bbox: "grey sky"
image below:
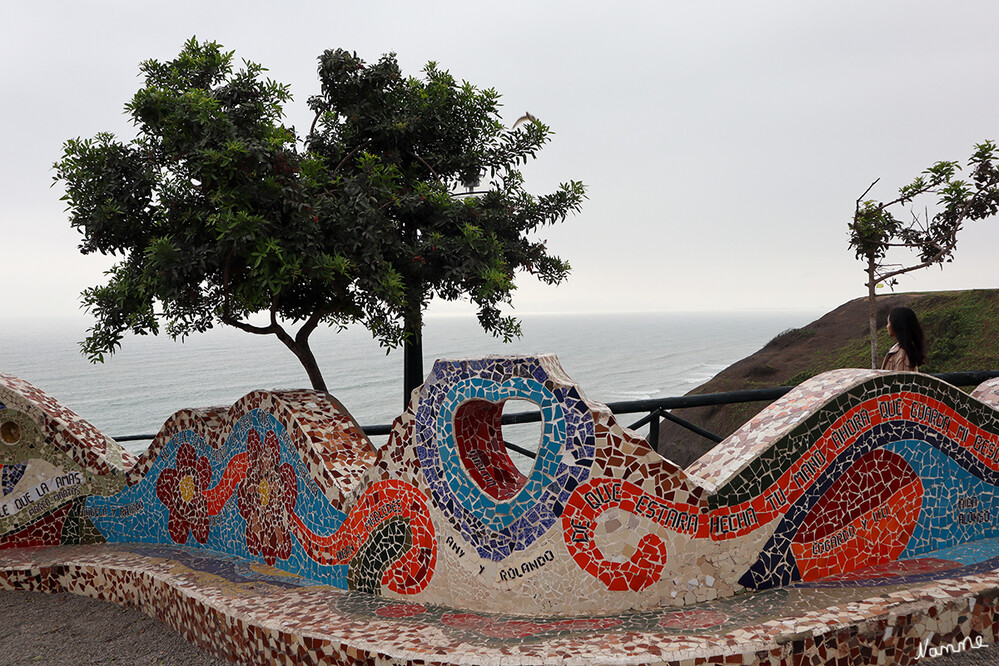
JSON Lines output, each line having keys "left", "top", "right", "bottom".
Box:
{"left": 3, "top": 0, "right": 998, "bottom": 321}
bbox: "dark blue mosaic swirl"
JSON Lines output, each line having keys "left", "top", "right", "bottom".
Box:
{"left": 739, "top": 418, "right": 999, "bottom": 591}
{"left": 415, "top": 358, "right": 594, "bottom": 561}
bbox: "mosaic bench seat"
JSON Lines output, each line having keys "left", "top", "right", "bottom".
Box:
{"left": 2, "top": 360, "right": 999, "bottom": 663}
{"left": 3, "top": 539, "right": 999, "bottom": 665}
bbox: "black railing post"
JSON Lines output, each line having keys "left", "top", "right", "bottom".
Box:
{"left": 648, "top": 408, "right": 660, "bottom": 447}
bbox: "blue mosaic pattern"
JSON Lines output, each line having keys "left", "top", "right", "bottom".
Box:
{"left": 414, "top": 357, "right": 594, "bottom": 561}
{"left": 1, "top": 464, "right": 26, "bottom": 497}
{"left": 886, "top": 440, "right": 999, "bottom": 557}
{"left": 85, "top": 409, "right": 352, "bottom": 588}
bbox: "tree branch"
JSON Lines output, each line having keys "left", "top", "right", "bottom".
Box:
{"left": 410, "top": 151, "right": 443, "bottom": 185}
{"left": 295, "top": 308, "right": 328, "bottom": 345}
{"left": 219, "top": 293, "right": 288, "bottom": 340}
{"left": 873, "top": 240, "right": 954, "bottom": 286}
{"left": 858, "top": 177, "right": 948, "bottom": 214}
{"left": 331, "top": 145, "right": 365, "bottom": 177}
{"left": 881, "top": 241, "right": 941, "bottom": 248}
{"left": 220, "top": 314, "right": 278, "bottom": 336}
{"left": 307, "top": 109, "right": 323, "bottom": 144}
{"left": 219, "top": 253, "right": 279, "bottom": 336}
{"left": 855, "top": 178, "right": 880, "bottom": 212}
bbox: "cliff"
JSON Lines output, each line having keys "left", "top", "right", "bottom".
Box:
{"left": 657, "top": 289, "right": 999, "bottom": 468}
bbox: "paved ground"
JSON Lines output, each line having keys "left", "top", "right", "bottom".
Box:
{"left": 0, "top": 590, "right": 223, "bottom": 665}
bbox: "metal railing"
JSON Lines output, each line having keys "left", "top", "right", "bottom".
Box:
{"left": 112, "top": 370, "right": 999, "bottom": 457}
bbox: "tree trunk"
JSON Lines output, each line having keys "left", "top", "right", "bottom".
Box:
{"left": 294, "top": 340, "right": 329, "bottom": 393}
{"left": 867, "top": 257, "right": 879, "bottom": 370}
{"left": 222, "top": 315, "right": 329, "bottom": 393}
{"left": 275, "top": 329, "right": 328, "bottom": 393}
{"left": 403, "top": 315, "right": 423, "bottom": 409}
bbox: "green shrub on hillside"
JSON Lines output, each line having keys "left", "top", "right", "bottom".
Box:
{"left": 785, "top": 291, "right": 999, "bottom": 384}
{"left": 765, "top": 327, "right": 815, "bottom": 350}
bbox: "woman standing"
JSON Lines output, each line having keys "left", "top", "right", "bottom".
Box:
{"left": 881, "top": 307, "right": 927, "bottom": 372}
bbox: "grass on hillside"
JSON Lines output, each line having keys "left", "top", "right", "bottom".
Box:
{"left": 669, "top": 290, "right": 999, "bottom": 452}
{"left": 776, "top": 290, "right": 999, "bottom": 386}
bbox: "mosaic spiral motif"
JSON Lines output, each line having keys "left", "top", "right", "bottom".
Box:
{"left": 413, "top": 358, "right": 594, "bottom": 560}
{"left": 3, "top": 362, "right": 999, "bottom": 617}
{"left": 734, "top": 381, "right": 999, "bottom": 590}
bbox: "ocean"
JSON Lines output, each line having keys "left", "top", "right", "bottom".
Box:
{"left": 0, "top": 311, "right": 819, "bottom": 457}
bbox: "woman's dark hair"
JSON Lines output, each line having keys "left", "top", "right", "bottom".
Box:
{"left": 889, "top": 307, "right": 926, "bottom": 367}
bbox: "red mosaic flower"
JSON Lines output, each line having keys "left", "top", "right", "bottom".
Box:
{"left": 237, "top": 428, "right": 298, "bottom": 565}
{"left": 155, "top": 441, "right": 211, "bottom": 545}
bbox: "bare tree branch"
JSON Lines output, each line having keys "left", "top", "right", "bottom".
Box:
{"left": 307, "top": 109, "right": 323, "bottom": 144}
{"left": 331, "top": 145, "right": 365, "bottom": 178}
{"left": 856, "top": 178, "right": 880, "bottom": 211}
{"left": 220, "top": 314, "right": 278, "bottom": 336}
{"left": 411, "top": 151, "right": 443, "bottom": 185}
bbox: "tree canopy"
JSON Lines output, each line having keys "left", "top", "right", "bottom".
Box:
{"left": 55, "top": 38, "right": 585, "bottom": 394}
{"left": 848, "top": 141, "right": 999, "bottom": 368}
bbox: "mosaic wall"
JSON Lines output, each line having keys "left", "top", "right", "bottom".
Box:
{"left": 2, "top": 360, "right": 999, "bottom": 620}
{"left": 88, "top": 389, "right": 435, "bottom": 594}
{"left": 0, "top": 374, "right": 128, "bottom": 548}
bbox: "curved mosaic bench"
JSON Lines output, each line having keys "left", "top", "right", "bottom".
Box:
{"left": 87, "top": 389, "right": 435, "bottom": 594}
{"left": 2, "top": 360, "right": 999, "bottom": 623}
{"left": 384, "top": 355, "right": 705, "bottom": 614}
{"left": 383, "top": 361, "right": 999, "bottom": 615}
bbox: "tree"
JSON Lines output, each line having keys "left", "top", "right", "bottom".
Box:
{"left": 304, "top": 48, "right": 585, "bottom": 403}
{"left": 55, "top": 39, "right": 585, "bottom": 398}
{"left": 848, "top": 141, "right": 999, "bottom": 369}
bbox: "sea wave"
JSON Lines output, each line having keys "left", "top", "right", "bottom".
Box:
{"left": 1, "top": 312, "right": 816, "bottom": 445}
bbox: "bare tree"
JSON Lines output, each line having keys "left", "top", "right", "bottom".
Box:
{"left": 849, "top": 141, "right": 999, "bottom": 368}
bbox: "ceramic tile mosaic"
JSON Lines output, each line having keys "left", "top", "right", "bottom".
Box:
{"left": 3, "top": 540, "right": 999, "bottom": 664}
{"left": 0, "top": 374, "right": 128, "bottom": 548}
{"left": 3, "top": 360, "right": 999, "bottom": 664}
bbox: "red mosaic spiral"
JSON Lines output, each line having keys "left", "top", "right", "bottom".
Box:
{"left": 292, "top": 478, "right": 437, "bottom": 594}
{"left": 561, "top": 477, "right": 699, "bottom": 592}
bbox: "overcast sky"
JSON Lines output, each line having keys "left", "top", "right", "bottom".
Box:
{"left": 4, "top": 0, "right": 999, "bottom": 322}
